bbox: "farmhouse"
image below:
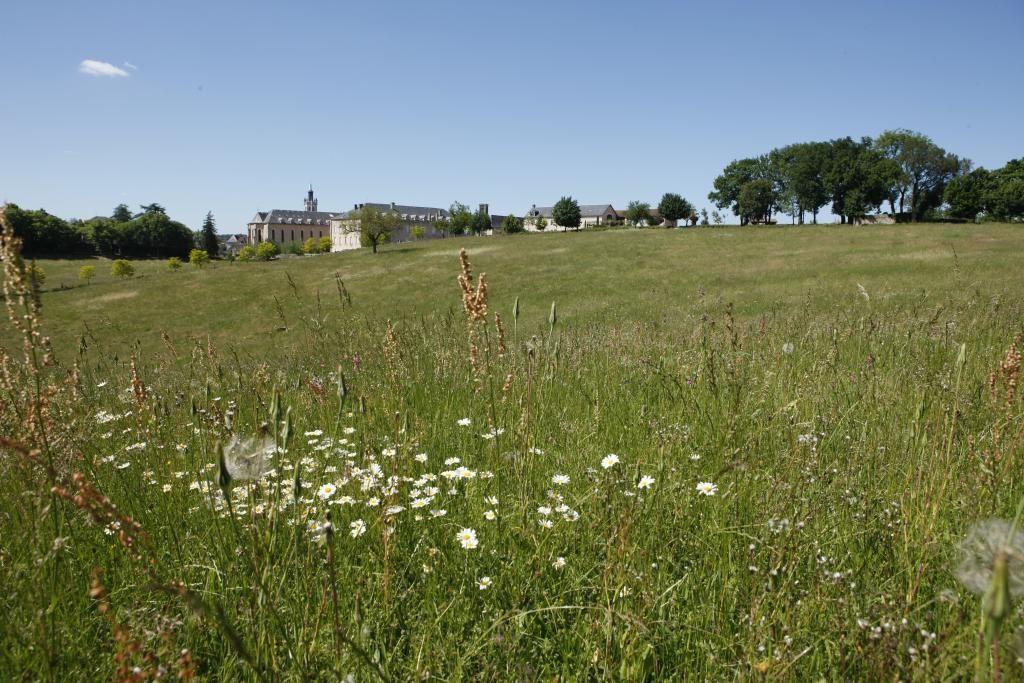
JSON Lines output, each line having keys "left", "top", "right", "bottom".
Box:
{"left": 247, "top": 187, "right": 341, "bottom": 248}
{"left": 523, "top": 203, "right": 621, "bottom": 231}
{"left": 330, "top": 202, "right": 451, "bottom": 252}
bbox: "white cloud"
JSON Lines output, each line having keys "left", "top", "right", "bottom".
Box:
{"left": 79, "top": 60, "right": 130, "bottom": 77}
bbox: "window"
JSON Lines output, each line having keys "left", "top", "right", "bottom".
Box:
{"left": 271, "top": 229, "right": 275, "bottom": 241}
{"left": 291, "top": 230, "right": 295, "bottom": 241}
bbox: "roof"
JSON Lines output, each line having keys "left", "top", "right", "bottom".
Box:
{"left": 339, "top": 203, "right": 450, "bottom": 221}
{"left": 248, "top": 209, "right": 341, "bottom": 226}
{"left": 524, "top": 204, "right": 618, "bottom": 219}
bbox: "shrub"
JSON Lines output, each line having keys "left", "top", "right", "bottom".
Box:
{"left": 302, "top": 237, "right": 319, "bottom": 255}
{"left": 319, "top": 236, "right": 332, "bottom": 253}
{"left": 167, "top": 257, "right": 183, "bottom": 271}
{"left": 237, "top": 245, "right": 255, "bottom": 261}
{"left": 255, "top": 242, "right": 279, "bottom": 261}
{"left": 78, "top": 265, "right": 96, "bottom": 283}
{"left": 26, "top": 264, "right": 46, "bottom": 287}
{"left": 410, "top": 226, "right": 425, "bottom": 240}
{"left": 282, "top": 241, "right": 303, "bottom": 255}
{"left": 188, "top": 249, "right": 210, "bottom": 268}
{"left": 111, "top": 259, "right": 134, "bottom": 279}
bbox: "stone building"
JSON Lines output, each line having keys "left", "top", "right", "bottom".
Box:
{"left": 247, "top": 187, "right": 340, "bottom": 248}
{"left": 330, "top": 202, "right": 451, "bottom": 251}
{"left": 522, "top": 203, "right": 621, "bottom": 231}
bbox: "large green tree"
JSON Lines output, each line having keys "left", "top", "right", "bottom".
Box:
{"left": 501, "top": 215, "right": 524, "bottom": 234}
{"left": 625, "top": 201, "right": 652, "bottom": 226}
{"left": 551, "top": 196, "right": 581, "bottom": 231}
{"left": 448, "top": 203, "right": 473, "bottom": 236}
{"left": 111, "top": 203, "right": 132, "bottom": 223}
{"left": 709, "top": 158, "right": 765, "bottom": 224}
{"left": 2, "top": 204, "right": 93, "bottom": 256}
{"left": 351, "top": 205, "right": 399, "bottom": 253}
{"left": 471, "top": 209, "right": 491, "bottom": 235}
{"left": 876, "top": 129, "right": 966, "bottom": 221}
{"left": 737, "top": 180, "right": 775, "bottom": 224}
{"left": 944, "top": 169, "right": 993, "bottom": 221}
{"left": 657, "top": 193, "right": 693, "bottom": 227}
{"left": 200, "top": 211, "right": 219, "bottom": 256}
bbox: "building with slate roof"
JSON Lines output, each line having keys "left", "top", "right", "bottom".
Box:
{"left": 330, "top": 202, "right": 452, "bottom": 251}
{"left": 247, "top": 187, "right": 341, "bottom": 248}
{"left": 523, "top": 203, "right": 622, "bottom": 231}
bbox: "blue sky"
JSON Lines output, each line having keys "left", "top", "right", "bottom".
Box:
{"left": 1, "top": 0, "right": 1021, "bottom": 230}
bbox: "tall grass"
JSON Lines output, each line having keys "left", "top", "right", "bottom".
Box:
{"left": 1, "top": 207, "right": 1023, "bottom": 680}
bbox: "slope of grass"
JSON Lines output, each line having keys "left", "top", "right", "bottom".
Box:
{"left": 21, "top": 222, "right": 1024, "bottom": 359}
{"left": 2, "top": 222, "right": 1024, "bottom": 680}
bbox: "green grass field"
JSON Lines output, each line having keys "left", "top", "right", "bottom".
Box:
{"left": 3, "top": 223, "right": 1024, "bottom": 681}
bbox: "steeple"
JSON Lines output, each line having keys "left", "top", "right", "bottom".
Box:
{"left": 304, "top": 185, "right": 318, "bottom": 212}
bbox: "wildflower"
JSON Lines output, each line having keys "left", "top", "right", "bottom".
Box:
{"left": 430, "top": 509, "right": 447, "bottom": 518}
{"left": 537, "top": 506, "right": 552, "bottom": 516}
{"left": 457, "top": 418, "right": 471, "bottom": 427}
{"left": 444, "top": 457, "right": 461, "bottom": 465}
{"left": 637, "top": 475, "right": 655, "bottom": 489}
{"left": 385, "top": 506, "right": 405, "bottom": 516}
{"left": 528, "top": 447, "right": 545, "bottom": 456}
{"left": 538, "top": 519, "right": 554, "bottom": 529}
{"left": 162, "top": 484, "right": 172, "bottom": 493}
{"left": 481, "top": 428, "right": 505, "bottom": 440}
{"left": 552, "top": 556, "right": 566, "bottom": 569}
{"left": 343, "top": 427, "right": 356, "bottom": 435}
{"left": 349, "top": 519, "right": 367, "bottom": 538}
{"left": 411, "top": 497, "right": 431, "bottom": 509}
{"left": 477, "top": 576, "right": 492, "bottom": 590}
{"left": 483, "top": 509, "right": 497, "bottom": 520}
{"left": 485, "top": 495, "right": 499, "bottom": 506}
{"left": 304, "top": 429, "right": 323, "bottom": 437}
{"left": 414, "top": 453, "right": 428, "bottom": 463}
{"left": 318, "top": 483, "right": 337, "bottom": 500}
{"left": 552, "top": 474, "right": 570, "bottom": 485}
{"left": 696, "top": 481, "right": 718, "bottom": 496}
{"left": 458, "top": 528, "right": 478, "bottom": 550}
{"left": 601, "top": 454, "right": 620, "bottom": 469}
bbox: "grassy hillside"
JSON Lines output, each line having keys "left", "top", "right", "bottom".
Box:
{"left": 3, "top": 222, "right": 1024, "bottom": 680}
{"left": 23, "top": 222, "right": 1024, "bottom": 358}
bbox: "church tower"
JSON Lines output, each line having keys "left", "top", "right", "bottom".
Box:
{"left": 304, "top": 185, "right": 318, "bottom": 212}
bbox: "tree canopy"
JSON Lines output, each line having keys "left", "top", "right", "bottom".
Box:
{"left": 625, "top": 201, "right": 652, "bottom": 226}
{"left": 551, "top": 196, "right": 581, "bottom": 230}
{"left": 657, "top": 193, "right": 694, "bottom": 226}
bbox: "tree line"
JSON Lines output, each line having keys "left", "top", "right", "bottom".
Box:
{"left": 707, "top": 129, "right": 1021, "bottom": 225}
{"left": 3, "top": 203, "right": 214, "bottom": 258}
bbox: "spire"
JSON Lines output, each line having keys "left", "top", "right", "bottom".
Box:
{"left": 304, "top": 185, "right": 317, "bottom": 212}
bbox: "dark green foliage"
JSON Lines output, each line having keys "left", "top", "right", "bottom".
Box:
{"left": 944, "top": 169, "right": 993, "bottom": 221}
{"left": 201, "top": 212, "right": 219, "bottom": 257}
{"left": 625, "top": 201, "right": 652, "bottom": 226}
{"left": 2, "top": 204, "right": 93, "bottom": 256}
{"left": 501, "top": 215, "right": 524, "bottom": 234}
{"left": 448, "top": 203, "right": 473, "bottom": 236}
{"left": 876, "top": 129, "right": 966, "bottom": 222}
{"left": 738, "top": 179, "right": 775, "bottom": 224}
{"left": 552, "top": 196, "right": 581, "bottom": 230}
{"left": 472, "top": 210, "right": 491, "bottom": 235}
{"left": 658, "top": 193, "right": 694, "bottom": 226}
{"left": 945, "top": 159, "right": 1024, "bottom": 222}
{"left": 111, "top": 204, "right": 132, "bottom": 223}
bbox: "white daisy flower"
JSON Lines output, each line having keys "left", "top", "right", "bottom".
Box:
{"left": 318, "top": 483, "right": 337, "bottom": 500}
{"left": 477, "top": 576, "right": 492, "bottom": 590}
{"left": 457, "top": 418, "right": 472, "bottom": 427}
{"left": 552, "top": 556, "right": 566, "bottom": 569}
{"left": 637, "top": 475, "right": 655, "bottom": 489}
{"left": 696, "top": 481, "right": 718, "bottom": 496}
{"left": 350, "top": 519, "right": 367, "bottom": 538}
{"left": 601, "top": 454, "right": 620, "bottom": 469}
{"left": 552, "top": 474, "right": 570, "bottom": 485}
{"left": 458, "top": 528, "right": 478, "bottom": 550}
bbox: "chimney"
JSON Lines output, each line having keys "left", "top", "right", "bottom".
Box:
{"left": 353, "top": 203, "right": 358, "bottom": 210}
{"left": 479, "top": 203, "right": 489, "bottom": 216}
{"left": 390, "top": 202, "right": 396, "bottom": 211}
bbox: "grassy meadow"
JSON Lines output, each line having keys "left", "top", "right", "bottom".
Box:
{"left": 2, "top": 222, "right": 1024, "bottom": 680}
